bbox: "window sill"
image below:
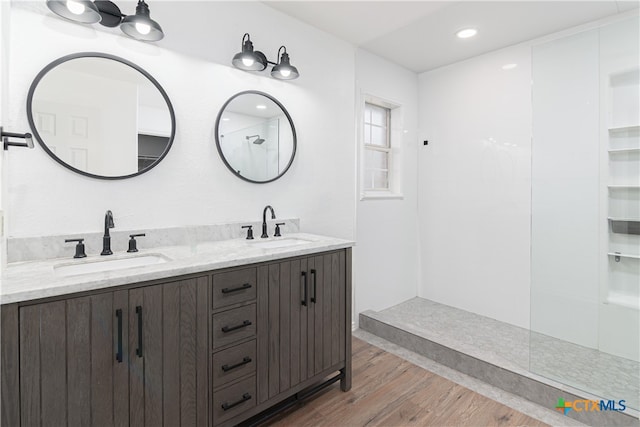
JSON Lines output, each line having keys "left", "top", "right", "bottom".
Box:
{"left": 360, "top": 192, "right": 404, "bottom": 201}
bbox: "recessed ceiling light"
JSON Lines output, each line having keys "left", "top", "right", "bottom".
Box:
{"left": 502, "top": 63, "right": 518, "bottom": 70}
{"left": 256, "top": 105, "right": 267, "bottom": 110}
{"left": 456, "top": 28, "right": 478, "bottom": 39}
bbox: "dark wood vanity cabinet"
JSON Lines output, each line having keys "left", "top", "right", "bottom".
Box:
{"left": 1, "top": 248, "right": 351, "bottom": 427}
{"left": 2, "top": 277, "right": 209, "bottom": 427}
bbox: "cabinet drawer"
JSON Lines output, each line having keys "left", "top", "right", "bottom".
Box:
{"left": 212, "top": 304, "right": 256, "bottom": 349}
{"left": 212, "top": 268, "right": 257, "bottom": 309}
{"left": 213, "top": 376, "right": 256, "bottom": 425}
{"left": 213, "top": 340, "right": 257, "bottom": 388}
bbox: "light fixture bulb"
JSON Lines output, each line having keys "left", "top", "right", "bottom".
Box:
{"left": 242, "top": 57, "right": 255, "bottom": 67}
{"left": 279, "top": 68, "right": 291, "bottom": 78}
{"left": 66, "top": 0, "right": 85, "bottom": 15}
{"left": 135, "top": 21, "right": 151, "bottom": 35}
{"left": 456, "top": 28, "right": 478, "bottom": 39}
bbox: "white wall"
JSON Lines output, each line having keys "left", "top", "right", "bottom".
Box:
{"left": 418, "top": 45, "right": 532, "bottom": 329}
{"left": 354, "top": 49, "right": 420, "bottom": 325}
{"left": 0, "top": 0, "right": 8, "bottom": 269}
{"left": 4, "top": 6, "right": 355, "bottom": 245}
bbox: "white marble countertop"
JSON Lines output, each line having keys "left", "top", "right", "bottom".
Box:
{"left": 0, "top": 233, "right": 354, "bottom": 305}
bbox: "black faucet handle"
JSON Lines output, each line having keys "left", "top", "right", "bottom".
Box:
{"left": 127, "top": 233, "right": 146, "bottom": 253}
{"left": 241, "top": 225, "right": 254, "bottom": 240}
{"left": 274, "top": 223, "right": 285, "bottom": 237}
{"left": 65, "top": 238, "right": 87, "bottom": 259}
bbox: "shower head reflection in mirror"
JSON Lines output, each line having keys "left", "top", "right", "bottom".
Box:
{"left": 215, "top": 91, "right": 296, "bottom": 184}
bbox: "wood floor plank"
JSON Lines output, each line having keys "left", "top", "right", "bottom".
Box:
{"left": 268, "top": 337, "right": 548, "bottom": 427}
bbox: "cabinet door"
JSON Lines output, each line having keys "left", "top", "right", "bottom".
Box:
{"left": 128, "top": 277, "right": 209, "bottom": 427}
{"left": 313, "top": 251, "right": 347, "bottom": 372}
{"left": 257, "top": 251, "right": 347, "bottom": 404}
{"left": 19, "top": 291, "right": 129, "bottom": 427}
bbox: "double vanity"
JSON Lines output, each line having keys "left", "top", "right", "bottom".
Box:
{"left": 1, "top": 225, "right": 353, "bottom": 426}
{"left": 1, "top": 45, "right": 346, "bottom": 427}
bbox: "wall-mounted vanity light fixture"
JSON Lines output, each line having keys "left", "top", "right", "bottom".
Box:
{"left": 232, "top": 33, "right": 299, "bottom": 80}
{"left": 45, "top": 0, "right": 164, "bottom": 41}
{"left": 1, "top": 127, "right": 35, "bottom": 151}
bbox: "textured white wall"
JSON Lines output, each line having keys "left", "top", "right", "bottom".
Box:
{"left": 354, "top": 49, "right": 420, "bottom": 324}
{"left": 4, "top": 6, "right": 355, "bottom": 244}
{"left": 418, "top": 44, "right": 532, "bottom": 329}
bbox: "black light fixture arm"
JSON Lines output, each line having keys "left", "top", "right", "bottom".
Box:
{"left": 265, "top": 47, "right": 288, "bottom": 66}
{"left": 1, "top": 126, "right": 34, "bottom": 151}
{"left": 242, "top": 32, "right": 251, "bottom": 48}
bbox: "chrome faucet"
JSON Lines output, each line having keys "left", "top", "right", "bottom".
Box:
{"left": 261, "top": 205, "right": 276, "bottom": 238}
{"left": 101, "top": 210, "right": 115, "bottom": 255}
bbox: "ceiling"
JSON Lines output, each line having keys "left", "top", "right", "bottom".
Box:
{"left": 13, "top": 1, "right": 638, "bottom": 74}
{"left": 265, "top": 1, "right": 639, "bottom": 72}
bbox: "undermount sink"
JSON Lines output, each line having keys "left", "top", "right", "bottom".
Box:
{"left": 248, "top": 237, "right": 312, "bottom": 249}
{"left": 54, "top": 254, "right": 170, "bottom": 277}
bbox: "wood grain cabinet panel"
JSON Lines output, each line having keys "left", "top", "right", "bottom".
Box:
{"left": 13, "top": 276, "right": 208, "bottom": 427}
{"left": 212, "top": 268, "right": 257, "bottom": 309}
{"left": 256, "top": 250, "right": 348, "bottom": 405}
{"left": 212, "top": 304, "right": 257, "bottom": 350}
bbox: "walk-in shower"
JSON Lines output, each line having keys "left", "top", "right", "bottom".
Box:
{"left": 531, "top": 15, "right": 639, "bottom": 411}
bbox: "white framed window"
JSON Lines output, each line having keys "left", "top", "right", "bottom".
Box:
{"left": 363, "top": 102, "right": 391, "bottom": 191}
{"left": 360, "top": 96, "right": 403, "bottom": 200}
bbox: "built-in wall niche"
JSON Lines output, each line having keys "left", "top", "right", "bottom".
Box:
{"left": 605, "top": 65, "right": 639, "bottom": 313}
{"left": 608, "top": 69, "right": 640, "bottom": 130}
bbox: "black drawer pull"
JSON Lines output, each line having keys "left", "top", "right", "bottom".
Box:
{"left": 221, "top": 320, "right": 252, "bottom": 333}
{"left": 115, "top": 309, "right": 123, "bottom": 363}
{"left": 221, "top": 393, "right": 251, "bottom": 411}
{"left": 221, "top": 283, "right": 252, "bottom": 294}
{"left": 221, "top": 356, "right": 252, "bottom": 372}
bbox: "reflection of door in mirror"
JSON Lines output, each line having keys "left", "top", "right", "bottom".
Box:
{"left": 32, "top": 65, "right": 138, "bottom": 175}
{"left": 28, "top": 55, "right": 175, "bottom": 179}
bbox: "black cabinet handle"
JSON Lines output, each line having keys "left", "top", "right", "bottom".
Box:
{"left": 135, "top": 306, "right": 143, "bottom": 358}
{"left": 301, "top": 271, "right": 308, "bottom": 306}
{"left": 221, "top": 283, "right": 252, "bottom": 294}
{"left": 221, "top": 320, "right": 252, "bottom": 333}
{"left": 221, "top": 393, "right": 251, "bottom": 411}
{"left": 221, "top": 356, "right": 252, "bottom": 372}
{"left": 115, "top": 309, "right": 123, "bottom": 363}
{"left": 310, "top": 269, "right": 317, "bottom": 303}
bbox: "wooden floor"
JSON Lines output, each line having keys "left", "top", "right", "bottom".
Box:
{"left": 267, "top": 337, "right": 548, "bottom": 427}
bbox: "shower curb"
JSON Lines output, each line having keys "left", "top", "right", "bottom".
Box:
{"left": 359, "top": 311, "right": 639, "bottom": 427}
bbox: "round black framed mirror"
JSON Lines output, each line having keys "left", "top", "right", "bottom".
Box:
{"left": 215, "top": 91, "right": 296, "bottom": 184}
{"left": 27, "top": 52, "right": 176, "bottom": 180}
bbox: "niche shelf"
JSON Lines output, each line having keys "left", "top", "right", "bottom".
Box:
{"left": 608, "top": 148, "right": 640, "bottom": 153}
{"left": 603, "top": 67, "right": 640, "bottom": 319}
{"left": 608, "top": 124, "right": 640, "bottom": 132}
{"left": 609, "top": 218, "right": 640, "bottom": 235}
{"left": 608, "top": 252, "right": 640, "bottom": 260}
